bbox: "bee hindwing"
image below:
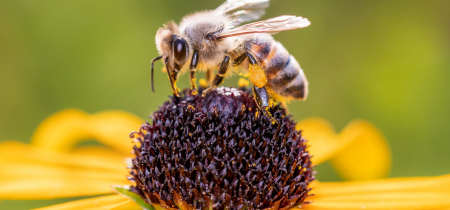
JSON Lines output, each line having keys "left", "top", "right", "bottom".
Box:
{"left": 217, "top": 15, "right": 310, "bottom": 38}
{"left": 215, "top": 0, "right": 270, "bottom": 26}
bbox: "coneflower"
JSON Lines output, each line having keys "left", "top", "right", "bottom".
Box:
{"left": 129, "top": 87, "right": 314, "bottom": 210}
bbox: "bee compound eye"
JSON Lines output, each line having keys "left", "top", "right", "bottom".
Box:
{"left": 173, "top": 38, "right": 188, "bottom": 63}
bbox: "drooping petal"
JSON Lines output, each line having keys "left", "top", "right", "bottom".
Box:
{"left": 30, "top": 109, "right": 143, "bottom": 155}
{"left": 297, "top": 118, "right": 391, "bottom": 180}
{"left": 33, "top": 194, "right": 128, "bottom": 210}
{"left": 30, "top": 109, "right": 92, "bottom": 151}
{"left": 301, "top": 174, "right": 450, "bottom": 210}
{"left": 0, "top": 141, "right": 126, "bottom": 172}
{"left": 90, "top": 111, "right": 144, "bottom": 155}
{"left": 296, "top": 118, "right": 352, "bottom": 165}
{"left": 330, "top": 120, "right": 391, "bottom": 180}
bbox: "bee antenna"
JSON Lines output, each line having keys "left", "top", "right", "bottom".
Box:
{"left": 150, "top": 55, "right": 163, "bottom": 93}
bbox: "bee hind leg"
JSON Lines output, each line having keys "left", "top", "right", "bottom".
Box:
{"left": 202, "top": 56, "right": 230, "bottom": 96}
{"left": 253, "top": 85, "right": 275, "bottom": 123}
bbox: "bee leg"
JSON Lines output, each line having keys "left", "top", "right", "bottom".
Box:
{"left": 165, "top": 58, "right": 180, "bottom": 97}
{"left": 246, "top": 52, "right": 268, "bottom": 89}
{"left": 202, "top": 56, "right": 230, "bottom": 96}
{"left": 189, "top": 69, "right": 197, "bottom": 95}
{"left": 206, "top": 68, "right": 212, "bottom": 86}
{"left": 189, "top": 50, "right": 199, "bottom": 95}
{"left": 150, "top": 55, "right": 163, "bottom": 93}
{"left": 253, "top": 85, "right": 275, "bottom": 123}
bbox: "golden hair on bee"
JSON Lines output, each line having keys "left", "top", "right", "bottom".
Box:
{"left": 155, "top": 21, "right": 179, "bottom": 58}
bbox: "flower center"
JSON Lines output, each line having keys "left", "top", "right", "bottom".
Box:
{"left": 130, "top": 87, "right": 314, "bottom": 210}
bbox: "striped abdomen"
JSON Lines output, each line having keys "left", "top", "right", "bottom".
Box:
{"left": 250, "top": 38, "right": 308, "bottom": 100}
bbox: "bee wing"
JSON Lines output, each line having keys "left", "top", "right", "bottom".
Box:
{"left": 216, "top": 15, "right": 310, "bottom": 38}
{"left": 215, "top": 0, "right": 270, "bottom": 26}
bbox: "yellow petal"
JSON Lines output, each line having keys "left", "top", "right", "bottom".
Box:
{"left": 90, "top": 110, "right": 144, "bottom": 155}
{"left": 330, "top": 120, "right": 391, "bottom": 180}
{"left": 112, "top": 200, "right": 166, "bottom": 210}
{"left": 30, "top": 109, "right": 143, "bottom": 155}
{"left": 0, "top": 177, "right": 124, "bottom": 199}
{"left": 70, "top": 146, "right": 129, "bottom": 165}
{"left": 302, "top": 174, "right": 450, "bottom": 210}
{"left": 297, "top": 118, "right": 391, "bottom": 180}
{"left": 33, "top": 194, "right": 128, "bottom": 210}
{"left": 110, "top": 200, "right": 143, "bottom": 210}
{"left": 30, "top": 109, "right": 92, "bottom": 151}
{"left": 0, "top": 141, "right": 126, "bottom": 173}
{"left": 296, "top": 118, "right": 353, "bottom": 165}
{"left": 0, "top": 162, "right": 128, "bottom": 181}
{"left": 0, "top": 141, "right": 130, "bottom": 199}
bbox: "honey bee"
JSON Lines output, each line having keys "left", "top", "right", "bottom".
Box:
{"left": 151, "top": 0, "right": 310, "bottom": 117}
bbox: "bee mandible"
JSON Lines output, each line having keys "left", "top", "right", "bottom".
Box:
{"left": 151, "top": 0, "right": 310, "bottom": 118}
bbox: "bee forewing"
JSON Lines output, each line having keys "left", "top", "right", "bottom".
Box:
{"left": 215, "top": 0, "right": 270, "bottom": 26}
{"left": 217, "top": 15, "right": 311, "bottom": 38}
{"left": 228, "top": 9, "right": 266, "bottom": 26}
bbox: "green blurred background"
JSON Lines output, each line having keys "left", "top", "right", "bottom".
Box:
{"left": 1, "top": 0, "right": 449, "bottom": 209}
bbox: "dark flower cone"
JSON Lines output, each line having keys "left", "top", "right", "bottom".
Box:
{"left": 129, "top": 87, "right": 314, "bottom": 210}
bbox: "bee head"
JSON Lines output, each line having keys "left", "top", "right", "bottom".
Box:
{"left": 154, "top": 22, "right": 190, "bottom": 96}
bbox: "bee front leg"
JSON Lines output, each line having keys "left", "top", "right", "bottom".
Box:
{"left": 253, "top": 85, "right": 275, "bottom": 123}
{"left": 202, "top": 56, "right": 230, "bottom": 96}
{"left": 189, "top": 50, "right": 199, "bottom": 95}
{"left": 165, "top": 58, "right": 180, "bottom": 97}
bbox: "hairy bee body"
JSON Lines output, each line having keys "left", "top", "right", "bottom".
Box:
{"left": 151, "top": 0, "right": 310, "bottom": 116}
{"left": 167, "top": 11, "right": 308, "bottom": 100}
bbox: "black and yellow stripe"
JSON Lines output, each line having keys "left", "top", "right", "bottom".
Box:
{"left": 249, "top": 39, "right": 308, "bottom": 100}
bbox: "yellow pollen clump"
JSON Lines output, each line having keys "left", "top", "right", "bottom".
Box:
{"left": 190, "top": 78, "right": 198, "bottom": 95}
{"left": 238, "top": 78, "right": 250, "bottom": 87}
{"left": 191, "top": 78, "right": 197, "bottom": 86}
{"left": 265, "top": 107, "right": 276, "bottom": 124}
{"left": 199, "top": 79, "right": 208, "bottom": 88}
{"left": 248, "top": 64, "right": 267, "bottom": 88}
{"left": 268, "top": 98, "right": 277, "bottom": 107}
{"left": 173, "top": 78, "right": 180, "bottom": 91}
